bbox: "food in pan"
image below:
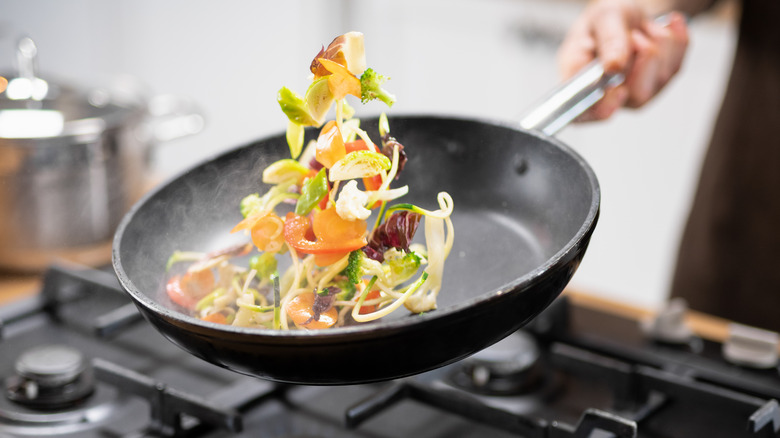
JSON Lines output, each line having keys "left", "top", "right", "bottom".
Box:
{"left": 166, "top": 32, "right": 454, "bottom": 330}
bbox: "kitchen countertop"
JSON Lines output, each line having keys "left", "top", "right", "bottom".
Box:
{"left": 0, "top": 273, "right": 39, "bottom": 305}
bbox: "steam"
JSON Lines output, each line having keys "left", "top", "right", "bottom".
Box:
{"left": 119, "top": 133, "right": 292, "bottom": 300}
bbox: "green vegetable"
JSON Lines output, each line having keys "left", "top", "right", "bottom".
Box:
{"left": 239, "top": 303, "right": 274, "bottom": 313}
{"left": 384, "top": 248, "right": 422, "bottom": 285}
{"left": 378, "top": 112, "right": 390, "bottom": 137}
{"left": 195, "top": 288, "right": 225, "bottom": 311}
{"left": 239, "top": 180, "right": 300, "bottom": 218}
{"left": 360, "top": 68, "right": 395, "bottom": 107}
{"left": 286, "top": 120, "right": 305, "bottom": 159}
{"left": 334, "top": 279, "right": 357, "bottom": 301}
{"left": 355, "top": 275, "right": 379, "bottom": 309}
{"left": 262, "top": 159, "right": 309, "bottom": 184}
{"left": 304, "top": 77, "right": 334, "bottom": 125}
{"left": 239, "top": 193, "right": 263, "bottom": 218}
{"left": 329, "top": 150, "right": 391, "bottom": 181}
{"left": 272, "top": 271, "right": 281, "bottom": 330}
{"left": 342, "top": 100, "right": 356, "bottom": 120}
{"left": 250, "top": 253, "right": 278, "bottom": 281}
{"left": 342, "top": 250, "right": 363, "bottom": 285}
{"left": 295, "top": 168, "right": 329, "bottom": 215}
{"left": 277, "top": 86, "right": 318, "bottom": 126}
{"left": 383, "top": 203, "right": 425, "bottom": 220}
{"left": 165, "top": 250, "right": 204, "bottom": 271}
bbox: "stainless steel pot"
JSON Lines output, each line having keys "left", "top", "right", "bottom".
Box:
{"left": 0, "top": 37, "right": 203, "bottom": 271}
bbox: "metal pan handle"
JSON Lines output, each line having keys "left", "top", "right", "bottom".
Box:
{"left": 518, "top": 60, "right": 623, "bottom": 136}
{"left": 520, "top": 14, "right": 675, "bottom": 136}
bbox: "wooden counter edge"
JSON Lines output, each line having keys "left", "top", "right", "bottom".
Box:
{"left": 564, "top": 287, "right": 732, "bottom": 344}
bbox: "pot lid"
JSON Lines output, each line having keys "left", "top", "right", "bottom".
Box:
{"left": 0, "top": 36, "right": 137, "bottom": 139}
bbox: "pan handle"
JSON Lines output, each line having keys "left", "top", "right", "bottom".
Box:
{"left": 520, "top": 14, "right": 676, "bottom": 137}
{"left": 518, "top": 60, "right": 623, "bottom": 137}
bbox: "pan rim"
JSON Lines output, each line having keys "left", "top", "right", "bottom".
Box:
{"left": 112, "top": 113, "right": 600, "bottom": 342}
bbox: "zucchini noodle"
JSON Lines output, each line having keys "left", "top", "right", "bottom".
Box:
{"left": 352, "top": 273, "right": 428, "bottom": 322}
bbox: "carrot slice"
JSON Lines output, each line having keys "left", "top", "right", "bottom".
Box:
{"left": 314, "top": 251, "right": 349, "bottom": 267}
{"left": 202, "top": 312, "right": 227, "bottom": 324}
{"left": 286, "top": 292, "right": 338, "bottom": 329}
{"left": 359, "top": 289, "right": 381, "bottom": 314}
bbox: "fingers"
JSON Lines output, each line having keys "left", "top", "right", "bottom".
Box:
{"left": 624, "top": 12, "right": 689, "bottom": 107}
{"left": 557, "top": 18, "right": 597, "bottom": 79}
{"left": 652, "top": 12, "right": 689, "bottom": 83}
{"left": 557, "top": 0, "right": 644, "bottom": 121}
{"left": 625, "top": 28, "right": 660, "bottom": 106}
{"left": 556, "top": 1, "right": 690, "bottom": 122}
{"left": 591, "top": 4, "right": 637, "bottom": 73}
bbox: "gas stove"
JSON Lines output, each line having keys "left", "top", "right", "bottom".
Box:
{"left": 1, "top": 265, "right": 779, "bottom": 437}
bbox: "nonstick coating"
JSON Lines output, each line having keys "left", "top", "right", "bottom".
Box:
{"left": 113, "top": 115, "right": 600, "bottom": 384}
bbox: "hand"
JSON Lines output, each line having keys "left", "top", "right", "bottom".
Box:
{"left": 557, "top": 0, "right": 689, "bottom": 121}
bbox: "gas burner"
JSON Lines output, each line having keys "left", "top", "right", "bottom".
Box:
{"left": 0, "top": 345, "right": 128, "bottom": 436}
{"left": 5, "top": 345, "right": 94, "bottom": 410}
{"left": 0, "top": 384, "right": 125, "bottom": 437}
{"left": 449, "top": 330, "right": 544, "bottom": 395}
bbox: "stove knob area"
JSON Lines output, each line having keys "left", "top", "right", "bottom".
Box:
{"left": 722, "top": 323, "right": 780, "bottom": 369}
{"left": 640, "top": 297, "right": 694, "bottom": 344}
{"left": 5, "top": 344, "right": 95, "bottom": 409}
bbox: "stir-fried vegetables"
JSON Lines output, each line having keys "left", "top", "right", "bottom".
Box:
{"left": 165, "top": 32, "right": 454, "bottom": 330}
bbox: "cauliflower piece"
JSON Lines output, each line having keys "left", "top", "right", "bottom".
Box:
{"left": 336, "top": 180, "right": 371, "bottom": 221}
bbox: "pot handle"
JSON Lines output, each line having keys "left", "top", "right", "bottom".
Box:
{"left": 518, "top": 60, "right": 623, "bottom": 137}
{"left": 147, "top": 94, "right": 205, "bottom": 143}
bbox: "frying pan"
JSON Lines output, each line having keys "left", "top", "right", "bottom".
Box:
{"left": 113, "top": 61, "right": 614, "bottom": 385}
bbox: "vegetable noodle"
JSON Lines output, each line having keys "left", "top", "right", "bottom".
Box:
{"left": 165, "top": 32, "right": 454, "bottom": 330}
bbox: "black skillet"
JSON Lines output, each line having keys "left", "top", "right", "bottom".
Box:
{"left": 113, "top": 61, "right": 614, "bottom": 385}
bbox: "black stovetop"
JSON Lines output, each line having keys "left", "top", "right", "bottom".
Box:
{"left": 1, "top": 265, "right": 779, "bottom": 438}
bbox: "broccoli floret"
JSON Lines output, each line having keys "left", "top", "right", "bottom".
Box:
{"left": 340, "top": 249, "right": 387, "bottom": 288}
{"left": 334, "top": 279, "right": 357, "bottom": 301}
{"left": 360, "top": 68, "right": 396, "bottom": 107}
{"left": 342, "top": 250, "right": 363, "bottom": 285}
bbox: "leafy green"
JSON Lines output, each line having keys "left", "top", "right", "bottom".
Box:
{"left": 286, "top": 120, "right": 305, "bottom": 159}
{"left": 277, "top": 86, "right": 318, "bottom": 126}
{"left": 262, "top": 159, "right": 308, "bottom": 184}
{"left": 295, "top": 168, "right": 329, "bottom": 215}
{"left": 329, "top": 150, "right": 391, "bottom": 181}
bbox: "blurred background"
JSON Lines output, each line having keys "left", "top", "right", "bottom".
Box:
{"left": 0, "top": 0, "right": 737, "bottom": 310}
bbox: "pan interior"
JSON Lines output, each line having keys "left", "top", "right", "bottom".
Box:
{"left": 115, "top": 116, "right": 596, "bottom": 325}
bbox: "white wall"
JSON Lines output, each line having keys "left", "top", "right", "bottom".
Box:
{"left": 0, "top": 0, "right": 737, "bottom": 310}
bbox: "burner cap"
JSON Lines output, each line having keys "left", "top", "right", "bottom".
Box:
{"left": 450, "top": 330, "right": 542, "bottom": 395}
{"left": 5, "top": 344, "right": 95, "bottom": 409}
{"left": 15, "top": 345, "right": 86, "bottom": 387}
